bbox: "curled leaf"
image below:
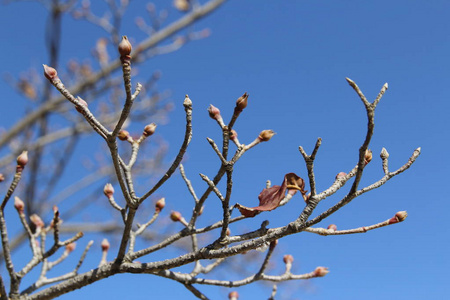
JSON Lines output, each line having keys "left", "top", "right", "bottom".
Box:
{"left": 236, "top": 173, "right": 306, "bottom": 217}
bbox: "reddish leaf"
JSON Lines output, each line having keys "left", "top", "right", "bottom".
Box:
{"left": 235, "top": 173, "right": 306, "bottom": 217}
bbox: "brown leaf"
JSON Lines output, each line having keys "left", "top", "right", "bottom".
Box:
{"left": 236, "top": 173, "right": 306, "bottom": 217}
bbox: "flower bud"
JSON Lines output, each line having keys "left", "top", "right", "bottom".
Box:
{"left": 364, "top": 149, "right": 373, "bottom": 165}
{"left": 174, "top": 0, "right": 190, "bottom": 11}
{"left": 389, "top": 211, "right": 408, "bottom": 224}
{"left": 183, "top": 94, "right": 192, "bottom": 107}
{"left": 380, "top": 147, "right": 389, "bottom": 159}
{"left": 226, "top": 228, "right": 231, "bottom": 236}
{"left": 30, "top": 214, "right": 44, "bottom": 229}
{"left": 14, "top": 196, "right": 25, "bottom": 213}
{"left": 118, "top": 36, "right": 132, "bottom": 56}
{"left": 103, "top": 183, "right": 114, "bottom": 199}
{"left": 313, "top": 266, "right": 329, "bottom": 277}
{"left": 101, "top": 238, "right": 110, "bottom": 251}
{"left": 235, "top": 92, "right": 249, "bottom": 112}
{"left": 118, "top": 130, "right": 130, "bottom": 141}
{"left": 43, "top": 64, "right": 59, "bottom": 82}
{"left": 198, "top": 205, "right": 204, "bottom": 216}
{"left": 269, "top": 239, "right": 278, "bottom": 251}
{"left": 17, "top": 151, "right": 29, "bottom": 167}
{"left": 228, "top": 291, "right": 239, "bottom": 300}
{"left": 170, "top": 211, "right": 182, "bottom": 222}
{"left": 0, "top": 174, "right": 4, "bottom": 182}
{"left": 143, "top": 123, "right": 157, "bottom": 137}
{"left": 283, "top": 254, "right": 294, "bottom": 264}
{"left": 208, "top": 104, "right": 221, "bottom": 121}
{"left": 258, "top": 130, "right": 275, "bottom": 142}
{"left": 155, "top": 197, "right": 166, "bottom": 212}
{"left": 327, "top": 224, "right": 337, "bottom": 231}
{"left": 65, "top": 242, "right": 76, "bottom": 253}
{"left": 335, "top": 172, "right": 347, "bottom": 179}
{"left": 230, "top": 129, "right": 238, "bottom": 141}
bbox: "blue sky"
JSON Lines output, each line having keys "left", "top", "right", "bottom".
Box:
{"left": 0, "top": 1, "right": 449, "bottom": 299}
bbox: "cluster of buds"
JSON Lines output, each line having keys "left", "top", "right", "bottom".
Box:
{"left": 235, "top": 92, "right": 249, "bottom": 113}
{"left": 155, "top": 197, "right": 166, "bottom": 213}
{"left": 388, "top": 211, "right": 408, "bottom": 224}
{"left": 313, "top": 266, "right": 329, "bottom": 277}
{"left": 16, "top": 151, "right": 28, "bottom": 172}
{"left": 258, "top": 130, "right": 276, "bottom": 142}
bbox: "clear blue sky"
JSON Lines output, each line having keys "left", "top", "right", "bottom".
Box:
{"left": 0, "top": 1, "right": 448, "bottom": 299}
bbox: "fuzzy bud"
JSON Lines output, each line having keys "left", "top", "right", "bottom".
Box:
{"left": 103, "top": 183, "right": 114, "bottom": 199}
{"left": 118, "top": 130, "right": 130, "bottom": 141}
{"left": 101, "top": 238, "right": 110, "bottom": 252}
{"left": 17, "top": 151, "right": 29, "bottom": 168}
{"left": 43, "top": 64, "right": 59, "bottom": 82}
{"left": 14, "top": 196, "right": 25, "bottom": 213}
{"left": 283, "top": 254, "right": 294, "bottom": 264}
{"left": 364, "top": 149, "right": 373, "bottom": 165}
{"left": 170, "top": 211, "right": 182, "bottom": 222}
{"left": 313, "top": 266, "right": 329, "bottom": 277}
{"left": 389, "top": 211, "right": 408, "bottom": 224}
{"left": 208, "top": 104, "right": 221, "bottom": 121}
{"left": 258, "top": 130, "right": 276, "bottom": 142}
{"left": 380, "top": 147, "right": 389, "bottom": 159}
{"left": 228, "top": 291, "right": 239, "bottom": 300}
{"left": 235, "top": 92, "right": 249, "bottom": 112}
{"left": 155, "top": 197, "right": 166, "bottom": 212}
{"left": 65, "top": 242, "right": 76, "bottom": 253}
{"left": 118, "top": 36, "right": 132, "bottom": 57}
{"left": 327, "top": 224, "right": 337, "bottom": 231}
{"left": 143, "top": 123, "right": 157, "bottom": 137}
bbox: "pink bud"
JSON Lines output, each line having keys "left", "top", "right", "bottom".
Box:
{"left": 101, "top": 238, "right": 110, "bottom": 251}
{"left": 17, "top": 151, "right": 28, "bottom": 168}
{"left": 75, "top": 97, "right": 88, "bottom": 113}
{"left": 235, "top": 92, "right": 249, "bottom": 112}
{"left": 143, "top": 123, "right": 157, "bottom": 137}
{"left": 313, "top": 266, "right": 329, "bottom": 277}
{"left": 155, "top": 197, "right": 166, "bottom": 212}
{"left": 43, "top": 64, "right": 59, "bottom": 82}
{"left": 208, "top": 104, "right": 221, "bottom": 121}
{"left": 103, "top": 183, "right": 115, "bottom": 198}
{"left": 228, "top": 291, "right": 239, "bottom": 300}
{"left": 258, "top": 130, "right": 275, "bottom": 142}
{"left": 14, "top": 196, "right": 25, "bottom": 213}
{"left": 170, "top": 211, "right": 182, "bottom": 222}
{"left": 118, "top": 36, "right": 132, "bottom": 57}
{"left": 65, "top": 242, "right": 76, "bottom": 253}
{"left": 283, "top": 254, "right": 294, "bottom": 264}
{"left": 30, "top": 214, "right": 44, "bottom": 228}
{"left": 389, "top": 211, "right": 408, "bottom": 224}
{"left": 230, "top": 129, "right": 238, "bottom": 141}
{"left": 364, "top": 149, "right": 373, "bottom": 165}
{"left": 327, "top": 224, "right": 337, "bottom": 231}
{"left": 335, "top": 172, "right": 347, "bottom": 179}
